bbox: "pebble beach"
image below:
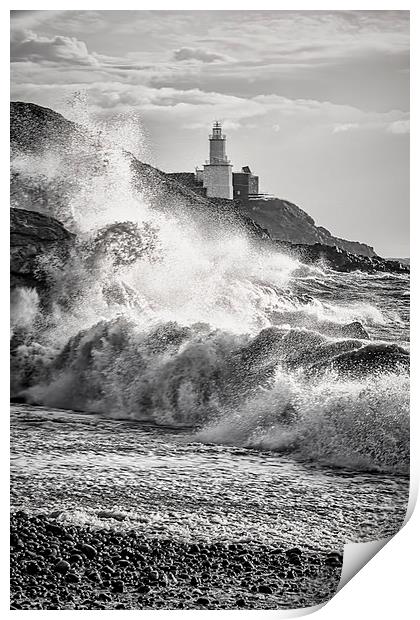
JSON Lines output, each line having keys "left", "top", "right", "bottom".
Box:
{"left": 10, "top": 511, "right": 342, "bottom": 610}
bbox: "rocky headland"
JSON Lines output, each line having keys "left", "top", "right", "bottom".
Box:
{"left": 276, "top": 240, "right": 409, "bottom": 274}
{"left": 10, "top": 101, "right": 408, "bottom": 276}
{"left": 212, "top": 197, "right": 377, "bottom": 258}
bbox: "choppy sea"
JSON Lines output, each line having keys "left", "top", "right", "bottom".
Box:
{"left": 11, "top": 270, "right": 410, "bottom": 553}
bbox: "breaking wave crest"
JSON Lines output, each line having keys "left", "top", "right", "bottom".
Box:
{"left": 13, "top": 317, "right": 409, "bottom": 474}
{"left": 197, "top": 370, "right": 409, "bottom": 474}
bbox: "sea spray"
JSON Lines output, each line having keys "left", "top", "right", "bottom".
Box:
{"left": 197, "top": 369, "right": 409, "bottom": 474}
{"left": 10, "top": 287, "right": 40, "bottom": 336}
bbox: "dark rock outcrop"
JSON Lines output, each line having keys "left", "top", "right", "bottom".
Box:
{"left": 10, "top": 208, "right": 75, "bottom": 291}
{"left": 10, "top": 101, "right": 77, "bottom": 155}
{"left": 238, "top": 198, "right": 376, "bottom": 257}
{"left": 276, "top": 241, "right": 409, "bottom": 274}
{"left": 165, "top": 172, "right": 208, "bottom": 197}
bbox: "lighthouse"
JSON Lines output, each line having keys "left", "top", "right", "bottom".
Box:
{"left": 202, "top": 121, "right": 233, "bottom": 199}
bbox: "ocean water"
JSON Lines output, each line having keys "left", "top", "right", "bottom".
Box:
{"left": 10, "top": 117, "right": 410, "bottom": 558}
{"left": 10, "top": 402, "right": 408, "bottom": 552}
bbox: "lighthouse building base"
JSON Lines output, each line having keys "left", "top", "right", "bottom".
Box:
{"left": 203, "top": 163, "right": 233, "bottom": 200}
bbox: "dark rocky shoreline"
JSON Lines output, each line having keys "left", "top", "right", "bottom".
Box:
{"left": 10, "top": 511, "right": 342, "bottom": 610}
{"left": 276, "top": 240, "right": 409, "bottom": 274}
{"left": 10, "top": 208, "right": 408, "bottom": 308}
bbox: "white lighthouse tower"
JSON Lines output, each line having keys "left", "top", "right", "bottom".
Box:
{"left": 202, "top": 121, "right": 233, "bottom": 199}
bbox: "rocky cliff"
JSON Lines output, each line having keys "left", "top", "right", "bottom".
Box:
{"left": 276, "top": 241, "right": 408, "bottom": 274}
{"left": 227, "top": 198, "right": 376, "bottom": 257}
{"left": 10, "top": 208, "right": 75, "bottom": 291}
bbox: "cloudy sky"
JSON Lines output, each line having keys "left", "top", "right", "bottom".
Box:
{"left": 10, "top": 10, "right": 409, "bottom": 256}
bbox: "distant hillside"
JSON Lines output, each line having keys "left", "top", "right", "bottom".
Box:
{"left": 276, "top": 241, "right": 408, "bottom": 275}
{"left": 387, "top": 257, "right": 410, "bottom": 265}
{"left": 238, "top": 198, "right": 376, "bottom": 257}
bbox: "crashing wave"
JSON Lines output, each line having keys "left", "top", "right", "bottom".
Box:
{"left": 11, "top": 316, "right": 409, "bottom": 475}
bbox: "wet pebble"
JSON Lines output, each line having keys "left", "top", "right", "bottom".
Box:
{"left": 111, "top": 579, "right": 125, "bottom": 593}
{"left": 79, "top": 544, "right": 97, "bottom": 559}
{"left": 55, "top": 560, "right": 70, "bottom": 574}
{"left": 25, "top": 561, "right": 40, "bottom": 575}
{"left": 325, "top": 552, "right": 342, "bottom": 567}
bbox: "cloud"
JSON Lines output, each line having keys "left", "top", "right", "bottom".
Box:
{"left": 333, "top": 123, "right": 360, "bottom": 133}
{"left": 173, "top": 47, "right": 230, "bottom": 63}
{"left": 10, "top": 11, "right": 409, "bottom": 117}
{"left": 387, "top": 119, "right": 410, "bottom": 134}
{"left": 11, "top": 29, "right": 99, "bottom": 67}
{"left": 332, "top": 117, "right": 410, "bottom": 135}
{"left": 11, "top": 77, "right": 409, "bottom": 143}
{"left": 10, "top": 10, "right": 67, "bottom": 30}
